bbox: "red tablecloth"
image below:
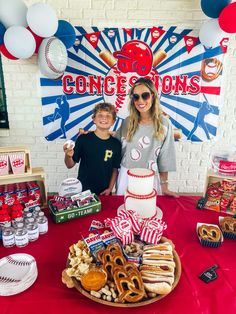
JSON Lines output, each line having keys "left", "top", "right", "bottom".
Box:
{"left": 1, "top": 195, "right": 236, "bottom": 314}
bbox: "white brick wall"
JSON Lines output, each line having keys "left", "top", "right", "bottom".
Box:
{"left": 1, "top": 0, "right": 236, "bottom": 194}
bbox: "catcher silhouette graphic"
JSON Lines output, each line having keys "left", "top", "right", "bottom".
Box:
{"left": 48, "top": 95, "right": 70, "bottom": 138}
{"left": 187, "top": 94, "right": 213, "bottom": 140}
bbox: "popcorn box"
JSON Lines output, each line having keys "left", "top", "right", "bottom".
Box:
{"left": 9, "top": 152, "right": 25, "bottom": 174}
{"left": 0, "top": 154, "right": 9, "bottom": 176}
{"left": 197, "top": 223, "right": 223, "bottom": 248}
{"left": 48, "top": 194, "right": 101, "bottom": 223}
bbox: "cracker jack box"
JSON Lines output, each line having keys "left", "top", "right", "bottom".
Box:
{"left": 48, "top": 191, "right": 101, "bottom": 223}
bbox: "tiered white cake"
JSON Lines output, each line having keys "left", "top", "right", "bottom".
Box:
{"left": 124, "top": 168, "right": 157, "bottom": 218}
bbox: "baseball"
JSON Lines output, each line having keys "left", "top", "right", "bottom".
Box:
{"left": 170, "top": 35, "right": 177, "bottom": 43}
{"left": 186, "top": 38, "right": 193, "bottom": 46}
{"left": 205, "top": 61, "right": 218, "bottom": 78}
{"left": 74, "top": 38, "right": 80, "bottom": 46}
{"left": 138, "top": 135, "right": 151, "bottom": 149}
{"left": 108, "top": 30, "right": 115, "bottom": 38}
{"left": 64, "top": 140, "right": 75, "bottom": 149}
{"left": 221, "top": 38, "right": 229, "bottom": 48}
{"left": 152, "top": 30, "right": 160, "bottom": 38}
{"left": 90, "top": 34, "right": 97, "bottom": 42}
{"left": 130, "top": 148, "right": 141, "bottom": 161}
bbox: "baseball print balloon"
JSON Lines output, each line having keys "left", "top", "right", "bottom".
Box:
{"left": 130, "top": 148, "right": 141, "bottom": 161}
{"left": 138, "top": 135, "right": 151, "bottom": 149}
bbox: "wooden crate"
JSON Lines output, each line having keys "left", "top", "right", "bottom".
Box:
{"left": 0, "top": 145, "right": 32, "bottom": 175}
{"left": 0, "top": 167, "right": 47, "bottom": 206}
{"left": 203, "top": 169, "right": 236, "bottom": 196}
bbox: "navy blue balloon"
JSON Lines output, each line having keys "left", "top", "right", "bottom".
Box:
{"left": 0, "top": 22, "right": 6, "bottom": 45}
{"left": 201, "top": 0, "right": 232, "bottom": 18}
{"left": 54, "top": 20, "right": 76, "bottom": 49}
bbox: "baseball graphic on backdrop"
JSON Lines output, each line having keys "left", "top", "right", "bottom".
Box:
{"left": 186, "top": 38, "right": 193, "bottom": 46}
{"left": 170, "top": 35, "right": 177, "bottom": 43}
{"left": 108, "top": 30, "right": 115, "bottom": 38}
{"left": 138, "top": 135, "right": 151, "bottom": 149}
{"left": 90, "top": 34, "right": 97, "bottom": 42}
{"left": 130, "top": 148, "right": 141, "bottom": 161}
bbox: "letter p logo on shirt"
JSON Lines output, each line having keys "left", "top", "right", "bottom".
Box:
{"left": 104, "top": 150, "right": 113, "bottom": 161}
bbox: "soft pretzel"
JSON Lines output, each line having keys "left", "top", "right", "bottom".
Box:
{"left": 220, "top": 217, "right": 236, "bottom": 233}
{"left": 113, "top": 265, "right": 146, "bottom": 303}
{"left": 198, "top": 225, "right": 221, "bottom": 242}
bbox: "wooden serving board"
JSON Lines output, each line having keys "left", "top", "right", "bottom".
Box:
{"left": 63, "top": 237, "right": 182, "bottom": 307}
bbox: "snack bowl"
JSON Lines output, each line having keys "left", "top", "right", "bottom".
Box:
{"left": 63, "top": 237, "right": 181, "bottom": 307}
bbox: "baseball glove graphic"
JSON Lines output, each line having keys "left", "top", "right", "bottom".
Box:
{"left": 201, "top": 58, "right": 223, "bottom": 82}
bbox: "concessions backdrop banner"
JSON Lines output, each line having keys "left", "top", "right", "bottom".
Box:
{"left": 39, "top": 26, "right": 228, "bottom": 142}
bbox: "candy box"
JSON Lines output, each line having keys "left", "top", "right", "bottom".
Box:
{"left": 48, "top": 194, "right": 101, "bottom": 223}
{"left": 197, "top": 223, "right": 223, "bottom": 248}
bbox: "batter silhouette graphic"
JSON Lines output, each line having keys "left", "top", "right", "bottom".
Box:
{"left": 48, "top": 95, "right": 70, "bottom": 138}
{"left": 187, "top": 94, "right": 213, "bottom": 140}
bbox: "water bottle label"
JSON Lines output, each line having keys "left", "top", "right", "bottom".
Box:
{"left": 39, "top": 222, "right": 48, "bottom": 234}
{"left": 28, "top": 228, "right": 39, "bottom": 241}
{"left": 15, "top": 234, "right": 28, "bottom": 246}
{"left": 3, "top": 234, "right": 15, "bottom": 247}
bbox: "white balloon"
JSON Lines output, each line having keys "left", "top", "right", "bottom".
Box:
{"left": 0, "top": 0, "right": 27, "bottom": 28}
{"left": 199, "top": 19, "right": 225, "bottom": 48}
{"left": 27, "top": 3, "right": 58, "bottom": 38}
{"left": 38, "top": 37, "right": 68, "bottom": 79}
{"left": 4, "top": 26, "right": 36, "bottom": 59}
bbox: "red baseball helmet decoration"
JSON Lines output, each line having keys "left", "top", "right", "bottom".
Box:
{"left": 113, "top": 40, "right": 153, "bottom": 76}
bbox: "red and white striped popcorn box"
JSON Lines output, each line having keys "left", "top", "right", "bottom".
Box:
{"left": 140, "top": 218, "right": 167, "bottom": 244}
{"left": 0, "top": 153, "right": 9, "bottom": 176}
{"left": 105, "top": 216, "right": 134, "bottom": 245}
{"left": 9, "top": 152, "right": 25, "bottom": 174}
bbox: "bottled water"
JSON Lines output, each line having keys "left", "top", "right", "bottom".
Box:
{"left": 2, "top": 222, "right": 15, "bottom": 248}
{"left": 37, "top": 212, "right": 48, "bottom": 235}
{"left": 26, "top": 217, "right": 39, "bottom": 242}
{"left": 15, "top": 222, "right": 28, "bottom": 248}
{"left": 32, "top": 206, "right": 41, "bottom": 219}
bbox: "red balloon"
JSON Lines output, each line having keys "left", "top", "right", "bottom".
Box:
{"left": 219, "top": 2, "right": 236, "bottom": 33}
{"left": 0, "top": 44, "right": 19, "bottom": 60}
{"left": 27, "top": 26, "right": 43, "bottom": 53}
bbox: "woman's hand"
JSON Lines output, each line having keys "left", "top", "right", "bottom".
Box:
{"left": 161, "top": 183, "right": 179, "bottom": 198}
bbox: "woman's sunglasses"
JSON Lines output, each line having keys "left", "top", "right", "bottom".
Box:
{"left": 132, "top": 92, "right": 151, "bottom": 101}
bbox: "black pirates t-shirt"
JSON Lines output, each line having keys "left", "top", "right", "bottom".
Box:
{"left": 72, "top": 132, "right": 121, "bottom": 194}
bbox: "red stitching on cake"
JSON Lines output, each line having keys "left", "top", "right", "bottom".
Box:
{"left": 126, "top": 189, "right": 156, "bottom": 200}
{"left": 127, "top": 169, "right": 155, "bottom": 178}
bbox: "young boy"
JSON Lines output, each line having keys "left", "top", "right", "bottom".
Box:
{"left": 63, "top": 103, "right": 121, "bottom": 195}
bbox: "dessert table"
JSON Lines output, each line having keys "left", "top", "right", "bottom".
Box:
{"left": 1, "top": 195, "right": 236, "bottom": 314}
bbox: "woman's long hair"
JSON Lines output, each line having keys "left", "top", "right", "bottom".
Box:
{"left": 126, "top": 78, "right": 164, "bottom": 142}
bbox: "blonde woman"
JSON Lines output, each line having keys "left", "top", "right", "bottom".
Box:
{"left": 116, "top": 77, "right": 178, "bottom": 197}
